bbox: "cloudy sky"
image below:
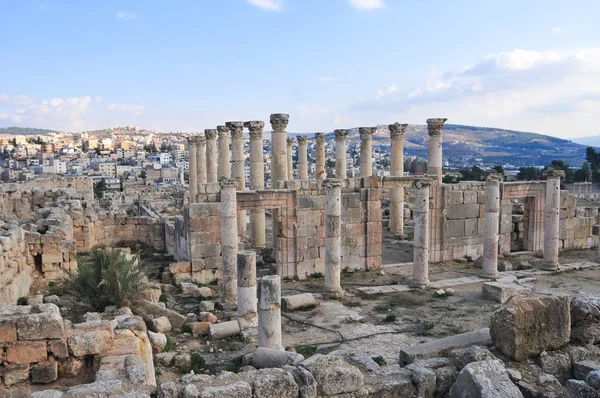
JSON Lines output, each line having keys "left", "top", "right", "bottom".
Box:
{"left": 1, "top": 0, "right": 599, "bottom": 138}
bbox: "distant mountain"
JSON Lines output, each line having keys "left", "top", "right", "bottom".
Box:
{"left": 570, "top": 136, "right": 600, "bottom": 148}
{"left": 0, "top": 127, "right": 60, "bottom": 136}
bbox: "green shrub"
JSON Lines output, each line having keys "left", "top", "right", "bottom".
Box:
{"left": 17, "top": 297, "right": 28, "bottom": 305}
{"left": 372, "top": 356, "right": 387, "bottom": 366}
{"left": 159, "top": 293, "right": 168, "bottom": 303}
{"left": 296, "top": 344, "right": 318, "bottom": 357}
{"left": 384, "top": 314, "right": 397, "bottom": 322}
{"left": 179, "top": 351, "right": 206, "bottom": 374}
{"left": 48, "top": 281, "right": 56, "bottom": 288}
{"left": 225, "top": 356, "right": 244, "bottom": 373}
{"left": 164, "top": 336, "right": 175, "bottom": 352}
{"left": 62, "top": 248, "right": 147, "bottom": 311}
{"left": 309, "top": 272, "right": 324, "bottom": 279}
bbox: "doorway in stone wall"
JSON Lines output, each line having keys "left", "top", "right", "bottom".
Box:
{"left": 34, "top": 254, "right": 42, "bottom": 274}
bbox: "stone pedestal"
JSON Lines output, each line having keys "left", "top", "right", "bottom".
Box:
{"left": 359, "top": 127, "right": 376, "bottom": 177}
{"left": 270, "top": 114, "right": 289, "bottom": 184}
{"left": 287, "top": 137, "right": 294, "bottom": 180}
{"left": 482, "top": 174, "right": 502, "bottom": 279}
{"left": 237, "top": 251, "right": 257, "bottom": 329}
{"left": 389, "top": 123, "right": 407, "bottom": 235}
{"left": 258, "top": 275, "right": 282, "bottom": 350}
{"left": 196, "top": 135, "right": 207, "bottom": 185}
{"left": 246, "top": 121, "right": 266, "bottom": 248}
{"left": 426, "top": 118, "right": 447, "bottom": 185}
{"left": 334, "top": 129, "right": 348, "bottom": 179}
{"left": 205, "top": 129, "right": 218, "bottom": 183}
{"left": 324, "top": 179, "right": 343, "bottom": 296}
{"left": 297, "top": 136, "right": 308, "bottom": 180}
{"left": 412, "top": 178, "right": 433, "bottom": 288}
{"left": 315, "top": 133, "right": 326, "bottom": 180}
{"left": 220, "top": 177, "right": 238, "bottom": 305}
{"left": 543, "top": 169, "right": 565, "bottom": 270}
{"left": 228, "top": 121, "right": 246, "bottom": 235}
{"left": 217, "top": 125, "right": 231, "bottom": 178}
{"left": 187, "top": 136, "right": 198, "bottom": 203}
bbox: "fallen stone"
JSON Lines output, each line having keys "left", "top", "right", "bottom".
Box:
{"left": 198, "top": 312, "right": 217, "bottom": 324}
{"left": 574, "top": 360, "right": 600, "bottom": 380}
{"left": 435, "top": 366, "right": 459, "bottom": 397}
{"left": 518, "top": 261, "right": 532, "bottom": 270}
{"left": 498, "top": 260, "right": 513, "bottom": 272}
{"left": 199, "top": 301, "right": 215, "bottom": 312}
{"left": 564, "top": 379, "right": 600, "bottom": 397}
{"left": 209, "top": 320, "right": 240, "bottom": 340}
{"left": 149, "top": 316, "right": 172, "bottom": 333}
{"left": 31, "top": 391, "right": 65, "bottom": 398}
{"left": 133, "top": 300, "right": 186, "bottom": 329}
{"left": 408, "top": 363, "right": 436, "bottom": 398}
{"left": 482, "top": 281, "right": 533, "bottom": 304}
{"left": 68, "top": 330, "right": 114, "bottom": 357}
{"left": 281, "top": 293, "right": 317, "bottom": 311}
{"left": 148, "top": 331, "right": 167, "bottom": 353}
{"left": 446, "top": 288, "right": 456, "bottom": 296}
{"left": 330, "top": 350, "right": 381, "bottom": 373}
{"left": 571, "top": 294, "right": 600, "bottom": 345}
{"left": 191, "top": 321, "right": 211, "bottom": 336}
{"left": 449, "top": 359, "right": 524, "bottom": 398}
{"left": 435, "top": 289, "right": 447, "bottom": 297}
{"left": 587, "top": 370, "right": 600, "bottom": 390}
{"left": 449, "top": 345, "right": 494, "bottom": 369}
{"left": 200, "top": 381, "right": 252, "bottom": 398}
{"left": 536, "top": 350, "right": 572, "bottom": 383}
{"left": 251, "top": 347, "right": 305, "bottom": 369}
{"left": 250, "top": 368, "right": 300, "bottom": 398}
{"left": 43, "top": 295, "right": 61, "bottom": 305}
{"left": 302, "top": 355, "right": 364, "bottom": 397}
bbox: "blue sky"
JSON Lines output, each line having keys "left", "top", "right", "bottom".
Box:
{"left": 1, "top": 0, "right": 599, "bottom": 138}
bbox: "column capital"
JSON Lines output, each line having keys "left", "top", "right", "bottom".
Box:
{"left": 389, "top": 122, "right": 408, "bottom": 139}
{"left": 297, "top": 135, "right": 308, "bottom": 145}
{"left": 217, "top": 125, "right": 229, "bottom": 134}
{"left": 226, "top": 121, "right": 244, "bottom": 139}
{"left": 204, "top": 129, "right": 218, "bottom": 140}
{"left": 359, "top": 127, "right": 376, "bottom": 140}
{"left": 545, "top": 168, "right": 565, "bottom": 179}
{"left": 286, "top": 137, "right": 294, "bottom": 145}
{"left": 270, "top": 113, "right": 289, "bottom": 131}
{"left": 334, "top": 129, "right": 349, "bottom": 142}
{"left": 413, "top": 177, "right": 434, "bottom": 189}
{"left": 186, "top": 135, "right": 197, "bottom": 146}
{"left": 426, "top": 118, "right": 448, "bottom": 136}
{"left": 315, "top": 132, "right": 326, "bottom": 143}
{"left": 486, "top": 173, "right": 503, "bottom": 183}
{"left": 219, "top": 176, "right": 238, "bottom": 188}
{"left": 323, "top": 178, "right": 343, "bottom": 190}
{"left": 196, "top": 135, "right": 207, "bottom": 147}
{"left": 245, "top": 121, "right": 265, "bottom": 138}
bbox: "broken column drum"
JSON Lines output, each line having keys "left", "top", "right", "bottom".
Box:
{"left": 217, "top": 125, "right": 231, "bottom": 178}
{"left": 334, "top": 129, "right": 348, "bottom": 179}
{"left": 205, "top": 129, "right": 218, "bottom": 183}
{"left": 359, "top": 127, "right": 376, "bottom": 177}
{"left": 270, "top": 114, "right": 289, "bottom": 184}
{"left": 389, "top": 123, "right": 407, "bottom": 235}
{"left": 258, "top": 275, "right": 283, "bottom": 350}
{"left": 237, "top": 251, "right": 258, "bottom": 329}
{"left": 187, "top": 136, "right": 198, "bottom": 203}
{"left": 482, "top": 173, "right": 502, "bottom": 279}
{"left": 219, "top": 177, "right": 238, "bottom": 305}
{"left": 324, "top": 179, "right": 343, "bottom": 296}
{"left": 426, "top": 118, "right": 447, "bottom": 185}
{"left": 196, "top": 135, "right": 207, "bottom": 185}
{"left": 543, "top": 168, "right": 565, "bottom": 270}
{"left": 287, "top": 137, "right": 294, "bottom": 180}
{"left": 297, "top": 135, "right": 309, "bottom": 180}
{"left": 412, "top": 178, "right": 433, "bottom": 288}
{"left": 315, "top": 133, "right": 326, "bottom": 180}
{"left": 246, "top": 121, "right": 266, "bottom": 248}
{"left": 227, "top": 121, "right": 246, "bottom": 236}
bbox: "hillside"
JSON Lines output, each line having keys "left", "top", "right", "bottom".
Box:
{"left": 0, "top": 127, "right": 60, "bottom": 136}
{"left": 571, "top": 135, "right": 600, "bottom": 148}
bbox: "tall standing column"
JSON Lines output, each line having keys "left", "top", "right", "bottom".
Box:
{"left": 187, "top": 136, "right": 198, "bottom": 203}
{"left": 543, "top": 169, "right": 564, "bottom": 271}
{"left": 237, "top": 251, "right": 257, "bottom": 329}
{"left": 426, "top": 118, "right": 447, "bottom": 185}
{"left": 334, "top": 129, "right": 348, "bottom": 179}
{"left": 359, "top": 127, "right": 376, "bottom": 177}
{"left": 205, "top": 129, "right": 218, "bottom": 183}
{"left": 246, "top": 121, "right": 266, "bottom": 248}
{"left": 482, "top": 174, "right": 502, "bottom": 279}
{"left": 220, "top": 177, "right": 238, "bottom": 305}
{"left": 228, "top": 121, "right": 246, "bottom": 235}
{"left": 324, "top": 179, "right": 343, "bottom": 297}
{"left": 217, "top": 125, "right": 231, "bottom": 178}
{"left": 287, "top": 137, "right": 294, "bottom": 180}
{"left": 412, "top": 178, "right": 433, "bottom": 288}
{"left": 389, "top": 123, "right": 407, "bottom": 235}
{"left": 270, "top": 114, "right": 289, "bottom": 184}
{"left": 196, "top": 135, "right": 207, "bottom": 186}
{"left": 315, "top": 133, "right": 326, "bottom": 180}
{"left": 297, "top": 135, "right": 308, "bottom": 180}
{"left": 257, "top": 275, "right": 283, "bottom": 350}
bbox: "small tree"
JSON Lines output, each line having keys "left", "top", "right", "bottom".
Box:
{"left": 94, "top": 178, "right": 107, "bottom": 199}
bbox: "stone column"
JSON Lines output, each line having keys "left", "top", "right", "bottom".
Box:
{"left": 187, "top": 136, "right": 198, "bottom": 203}
{"left": 297, "top": 135, "right": 308, "bottom": 180}
{"left": 334, "top": 129, "right": 348, "bottom": 179}
{"left": 482, "top": 174, "right": 502, "bottom": 279}
{"left": 228, "top": 121, "right": 246, "bottom": 235}
{"left": 543, "top": 169, "right": 565, "bottom": 271}
{"left": 205, "top": 129, "right": 218, "bottom": 183}
{"left": 258, "top": 275, "right": 282, "bottom": 350}
{"left": 217, "top": 125, "right": 231, "bottom": 178}
{"left": 426, "top": 118, "right": 447, "bottom": 185}
{"left": 246, "top": 121, "right": 266, "bottom": 248}
{"left": 389, "top": 123, "right": 407, "bottom": 236}
{"left": 196, "top": 135, "right": 207, "bottom": 185}
{"left": 359, "top": 127, "right": 376, "bottom": 177}
{"left": 220, "top": 177, "right": 238, "bottom": 305}
{"left": 324, "top": 179, "right": 343, "bottom": 296}
{"left": 237, "top": 251, "right": 257, "bottom": 329}
{"left": 286, "top": 137, "right": 294, "bottom": 180}
{"left": 412, "top": 178, "right": 433, "bottom": 288}
{"left": 270, "top": 114, "right": 289, "bottom": 184}
{"left": 315, "top": 133, "right": 326, "bottom": 180}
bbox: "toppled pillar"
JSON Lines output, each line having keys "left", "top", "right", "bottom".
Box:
{"left": 220, "top": 177, "right": 238, "bottom": 305}
{"left": 287, "top": 137, "right": 294, "bottom": 180}
{"left": 482, "top": 173, "right": 502, "bottom": 279}
{"left": 217, "top": 125, "right": 231, "bottom": 178}
{"left": 246, "top": 121, "right": 266, "bottom": 248}
{"left": 187, "top": 136, "right": 198, "bottom": 203}
{"left": 389, "top": 123, "right": 407, "bottom": 236}
{"left": 228, "top": 121, "right": 246, "bottom": 235}
{"left": 297, "top": 135, "right": 308, "bottom": 180}
{"left": 237, "top": 251, "right": 258, "bottom": 329}
{"left": 359, "top": 127, "right": 376, "bottom": 177}
{"left": 315, "top": 132, "right": 326, "bottom": 180}
{"left": 205, "top": 129, "right": 218, "bottom": 183}
{"left": 196, "top": 135, "right": 207, "bottom": 185}
{"left": 543, "top": 168, "right": 565, "bottom": 270}
{"left": 281, "top": 293, "right": 317, "bottom": 311}
{"left": 324, "top": 179, "right": 343, "bottom": 296}
{"left": 412, "top": 178, "right": 433, "bottom": 288}
{"left": 334, "top": 129, "right": 348, "bottom": 179}
{"left": 426, "top": 118, "right": 447, "bottom": 185}
{"left": 270, "top": 113, "right": 289, "bottom": 183}
{"left": 258, "top": 275, "right": 283, "bottom": 350}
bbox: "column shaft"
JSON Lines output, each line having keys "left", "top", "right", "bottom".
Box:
{"left": 205, "top": 130, "right": 218, "bottom": 183}
{"left": 324, "top": 179, "right": 343, "bottom": 296}
{"left": 220, "top": 178, "right": 238, "bottom": 305}
{"left": 359, "top": 127, "right": 375, "bottom": 177}
{"left": 543, "top": 169, "right": 564, "bottom": 270}
{"left": 297, "top": 136, "right": 308, "bottom": 180}
{"left": 217, "top": 126, "right": 231, "bottom": 178}
{"left": 270, "top": 114, "right": 289, "bottom": 184}
{"left": 482, "top": 174, "right": 502, "bottom": 279}
{"left": 315, "top": 133, "right": 326, "bottom": 180}
{"left": 247, "top": 121, "right": 266, "bottom": 248}
{"left": 196, "top": 136, "right": 207, "bottom": 185}
{"left": 237, "top": 251, "right": 257, "bottom": 329}
{"left": 412, "top": 178, "right": 432, "bottom": 288}
{"left": 334, "top": 130, "right": 348, "bottom": 179}
{"left": 258, "top": 275, "right": 282, "bottom": 350}
{"left": 187, "top": 136, "right": 198, "bottom": 203}
{"left": 228, "top": 122, "right": 246, "bottom": 236}
{"left": 426, "top": 118, "right": 447, "bottom": 185}
{"left": 287, "top": 138, "right": 294, "bottom": 180}
{"left": 389, "top": 123, "right": 407, "bottom": 235}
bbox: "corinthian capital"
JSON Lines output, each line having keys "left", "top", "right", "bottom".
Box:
{"left": 315, "top": 132, "right": 326, "bottom": 143}
{"left": 204, "top": 129, "right": 218, "bottom": 140}
{"left": 270, "top": 113, "right": 289, "bottom": 131}
{"left": 196, "top": 135, "right": 207, "bottom": 147}
{"left": 297, "top": 135, "right": 308, "bottom": 145}
{"left": 426, "top": 118, "right": 447, "bottom": 136}
{"left": 245, "top": 121, "right": 264, "bottom": 139}
{"left": 334, "top": 129, "right": 348, "bottom": 142}
{"left": 226, "top": 121, "right": 244, "bottom": 139}
{"left": 389, "top": 123, "right": 408, "bottom": 140}
{"left": 359, "top": 127, "right": 376, "bottom": 140}
{"left": 287, "top": 137, "right": 294, "bottom": 146}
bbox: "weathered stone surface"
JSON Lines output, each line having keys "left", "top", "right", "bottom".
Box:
{"left": 330, "top": 350, "right": 381, "bottom": 373}
{"left": 571, "top": 294, "right": 600, "bottom": 344}
{"left": 282, "top": 365, "right": 317, "bottom": 398}
{"left": 199, "top": 381, "right": 252, "bottom": 398}
{"left": 148, "top": 331, "right": 167, "bottom": 353}
{"left": 31, "top": 360, "right": 59, "bottom": 384}
{"left": 587, "top": 370, "right": 600, "bottom": 390}
{"left": 362, "top": 364, "right": 415, "bottom": 398}
{"left": 31, "top": 391, "right": 65, "bottom": 398}
{"left": 302, "top": 355, "right": 364, "bottom": 396}
{"left": 250, "top": 368, "right": 299, "bottom": 398}
{"left": 564, "top": 379, "right": 600, "bottom": 397}
{"left": 435, "top": 366, "right": 459, "bottom": 397}
{"left": 198, "top": 312, "right": 217, "bottom": 324}
{"left": 449, "top": 359, "right": 524, "bottom": 398}
{"left": 490, "top": 294, "right": 571, "bottom": 361}
{"left": 482, "top": 282, "right": 533, "bottom": 304}
{"left": 6, "top": 340, "right": 48, "bottom": 364}
{"left": 16, "top": 304, "right": 65, "bottom": 340}
{"left": 450, "top": 346, "right": 495, "bottom": 369}
{"left": 68, "top": 330, "right": 113, "bottom": 357}
{"left": 250, "top": 347, "right": 305, "bottom": 369}
{"left": 408, "top": 363, "right": 436, "bottom": 398}
{"left": 209, "top": 320, "right": 240, "bottom": 340}
{"left": 574, "top": 360, "right": 600, "bottom": 380}
{"left": 3, "top": 363, "right": 30, "bottom": 386}
{"left": 536, "top": 350, "right": 572, "bottom": 383}
{"left": 133, "top": 300, "right": 186, "bottom": 329}
{"left": 150, "top": 316, "right": 172, "bottom": 333}
{"left": 281, "top": 293, "right": 317, "bottom": 311}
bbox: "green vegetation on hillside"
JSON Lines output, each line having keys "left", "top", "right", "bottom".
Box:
{"left": 0, "top": 127, "right": 59, "bottom": 135}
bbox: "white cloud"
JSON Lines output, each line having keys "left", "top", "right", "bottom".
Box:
{"left": 95, "top": 96, "right": 102, "bottom": 103}
{"left": 552, "top": 26, "right": 562, "bottom": 34}
{"left": 0, "top": 113, "right": 8, "bottom": 120}
{"left": 107, "top": 103, "right": 145, "bottom": 116}
{"left": 388, "top": 83, "right": 398, "bottom": 93}
{"left": 348, "top": 0, "right": 385, "bottom": 10}
{"left": 116, "top": 11, "right": 138, "bottom": 20}
{"left": 375, "top": 89, "right": 385, "bottom": 100}
{"left": 247, "top": 0, "right": 283, "bottom": 11}
{"left": 0, "top": 94, "right": 34, "bottom": 106}
{"left": 316, "top": 76, "right": 336, "bottom": 82}
{"left": 298, "top": 105, "right": 331, "bottom": 121}
{"left": 1, "top": 96, "right": 93, "bottom": 129}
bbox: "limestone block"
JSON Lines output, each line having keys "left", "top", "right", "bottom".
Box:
{"left": 3, "top": 363, "right": 30, "bottom": 387}
{"left": 58, "top": 239, "right": 76, "bottom": 253}
{"left": 302, "top": 355, "right": 364, "bottom": 396}
{"left": 209, "top": 320, "right": 241, "bottom": 340}
{"left": 48, "top": 338, "right": 69, "bottom": 359}
{"left": 281, "top": 293, "right": 317, "bottom": 311}
{"left": 0, "top": 318, "right": 17, "bottom": 343}
{"left": 148, "top": 331, "right": 167, "bottom": 353}
{"left": 31, "top": 360, "right": 59, "bottom": 384}
{"left": 200, "top": 381, "right": 252, "bottom": 398}
{"left": 250, "top": 347, "right": 305, "bottom": 368}
{"left": 463, "top": 191, "right": 478, "bottom": 205}
{"left": 6, "top": 340, "right": 48, "bottom": 364}
{"left": 446, "top": 191, "right": 464, "bottom": 205}
{"left": 448, "top": 359, "right": 524, "bottom": 398}
{"left": 16, "top": 305, "right": 65, "bottom": 340}
{"left": 482, "top": 282, "right": 533, "bottom": 304}
{"left": 150, "top": 316, "right": 172, "bottom": 333}
{"left": 191, "top": 321, "right": 211, "bottom": 336}
{"left": 571, "top": 294, "right": 600, "bottom": 344}
{"left": 68, "top": 330, "right": 114, "bottom": 357}
{"left": 447, "top": 204, "right": 480, "bottom": 220}
{"left": 445, "top": 219, "right": 466, "bottom": 238}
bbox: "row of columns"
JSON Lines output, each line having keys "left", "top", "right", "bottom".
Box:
{"left": 573, "top": 182, "right": 592, "bottom": 199}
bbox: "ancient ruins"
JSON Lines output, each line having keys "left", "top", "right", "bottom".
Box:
{"left": 2, "top": 114, "right": 600, "bottom": 397}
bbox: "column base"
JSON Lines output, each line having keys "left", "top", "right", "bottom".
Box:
{"left": 324, "top": 288, "right": 344, "bottom": 299}
{"left": 480, "top": 271, "right": 500, "bottom": 280}
{"left": 541, "top": 261, "right": 559, "bottom": 271}
{"left": 410, "top": 280, "right": 430, "bottom": 289}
